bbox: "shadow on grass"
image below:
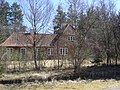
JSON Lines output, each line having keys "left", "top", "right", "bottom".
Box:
{"left": 0, "top": 65, "right": 120, "bottom": 84}
{"left": 50, "top": 65, "right": 120, "bottom": 81}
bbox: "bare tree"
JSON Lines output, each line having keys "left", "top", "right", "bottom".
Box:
{"left": 87, "top": 0, "right": 119, "bottom": 66}
{"left": 94, "top": 0, "right": 117, "bottom": 65}
{"left": 66, "top": 0, "right": 95, "bottom": 74}
{"left": 18, "top": 0, "right": 53, "bottom": 70}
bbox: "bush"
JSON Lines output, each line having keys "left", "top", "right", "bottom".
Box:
{"left": 0, "top": 63, "right": 5, "bottom": 75}
{"left": 91, "top": 53, "right": 103, "bottom": 66}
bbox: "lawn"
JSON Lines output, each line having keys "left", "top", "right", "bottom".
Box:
{"left": 1, "top": 79, "right": 120, "bottom": 90}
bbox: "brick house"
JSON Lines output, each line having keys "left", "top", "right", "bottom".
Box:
{"left": 0, "top": 24, "right": 76, "bottom": 60}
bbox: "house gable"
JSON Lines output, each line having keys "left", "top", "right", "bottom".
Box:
{"left": 62, "top": 24, "right": 76, "bottom": 35}
{"left": 51, "top": 24, "right": 76, "bottom": 45}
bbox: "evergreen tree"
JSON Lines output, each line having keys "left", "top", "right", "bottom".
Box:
{"left": 0, "top": 0, "right": 11, "bottom": 43}
{"left": 53, "top": 5, "right": 66, "bottom": 34}
{"left": 0, "top": 1, "right": 25, "bottom": 43}
{"left": 67, "top": 4, "right": 79, "bottom": 28}
{"left": 0, "top": 0, "right": 10, "bottom": 26}
{"left": 67, "top": 5, "right": 74, "bottom": 24}
{"left": 10, "top": 2, "right": 24, "bottom": 32}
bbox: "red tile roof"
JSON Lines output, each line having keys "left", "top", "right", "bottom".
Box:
{"left": 0, "top": 32, "right": 57, "bottom": 47}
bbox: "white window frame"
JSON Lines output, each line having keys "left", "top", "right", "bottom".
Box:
{"left": 6, "top": 48, "right": 13, "bottom": 59}
{"left": 68, "top": 36, "right": 75, "bottom": 42}
{"left": 47, "top": 48, "right": 53, "bottom": 56}
{"left": 6, "top": 48, "right": 13, "bottom": 54}
{"left": 20, "top": 48, "right": 26, "bottom": 59}
{"left": 60, "top": 48, "right": 68, "bottom": 55}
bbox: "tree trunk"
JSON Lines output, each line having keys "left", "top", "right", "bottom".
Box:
{"left": 19, "top": 61, "right": 20, "bottom": 71}
{"left": 115, "top": 55, "right": 118, "bottom": 66}
{"left": 57, "top": 40, "right": 59, "bottom": 70}
{"left": 74, "top": 63, "right": 80, "bottom": 77}
{"left": 115, "top": 44, "right": 118, "bottom": 66}
{"left": 74, "top": 59, "right": 80, "bottom": 75}
{"left": 106, "top": 51, "right": 110, "bottom": 65}
{"left": 33, "top": 42, "right": 38, "bottom": 70}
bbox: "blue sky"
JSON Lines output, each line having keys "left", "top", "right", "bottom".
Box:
{"left": 7, "top": 0, "right": 120, "bottom": 29}
{"left": 7, "top": 0, "right": 120, "bottom": 10}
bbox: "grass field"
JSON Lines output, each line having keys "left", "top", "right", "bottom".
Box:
{"left": 1, "top": 79, "right": 120, "bottom": 90}
{"left": 1, "top": 59, "right": 120, "bottom": 90}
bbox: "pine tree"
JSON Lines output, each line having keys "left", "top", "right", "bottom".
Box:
{"left": 0, "top": 0, "right": 11, "bottom": 43}
{"left": 53, "top": 5, "right": 66, "bottom": 34}
{"left": 67, "top": 5, "right": 73, "bottom": 24}
{"left": 67, "top": 4, "right": 78, "bottom": 28}
{"left": 10, "top": 2, "right": 24, "bottom": 32}
{"left": 0, "top": 0, "right": 10, "bottom": 26}
{"left": 0, "top": 1, "right": 25, "bottom": 43}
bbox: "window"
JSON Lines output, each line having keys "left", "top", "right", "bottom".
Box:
{"left": 60, "top": 48, "right": 68, "bottom": 55}
{"left": 47, "top": 48, "right": 53, "bottom": 56}
{"left": 20, "top": 48, "right": 26, "bottom": 59}
{"left": 68, "top": 36, "right": 75, "bottom": 42}
{"left": 6, "top": 48, "right": 13, "bottom": 54}
{"left": 6, "top": 48, "right": 13, "bottom": 59}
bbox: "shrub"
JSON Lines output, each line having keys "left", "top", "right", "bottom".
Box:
{"left": 0, "top": 63, "right": 5, "bottom": 75}
{"left": 91, "top": 53, "right": 103, "bottom": 66}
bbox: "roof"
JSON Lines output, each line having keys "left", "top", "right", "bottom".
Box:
{"left": 0, "top": 24, "right": 75, "bottom": 47}
{"left": 0, "top": 32, "right": 57, "bottom": 47}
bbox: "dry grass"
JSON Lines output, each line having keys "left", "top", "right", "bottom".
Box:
{"left": 4, "top": 59, "right": 73, "bottom": 71}
{"left": 1, "top": 79, "right": 120, "bottom": 90}
{"left": 39, "top": 80, "right": 120, "bottom": 90}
